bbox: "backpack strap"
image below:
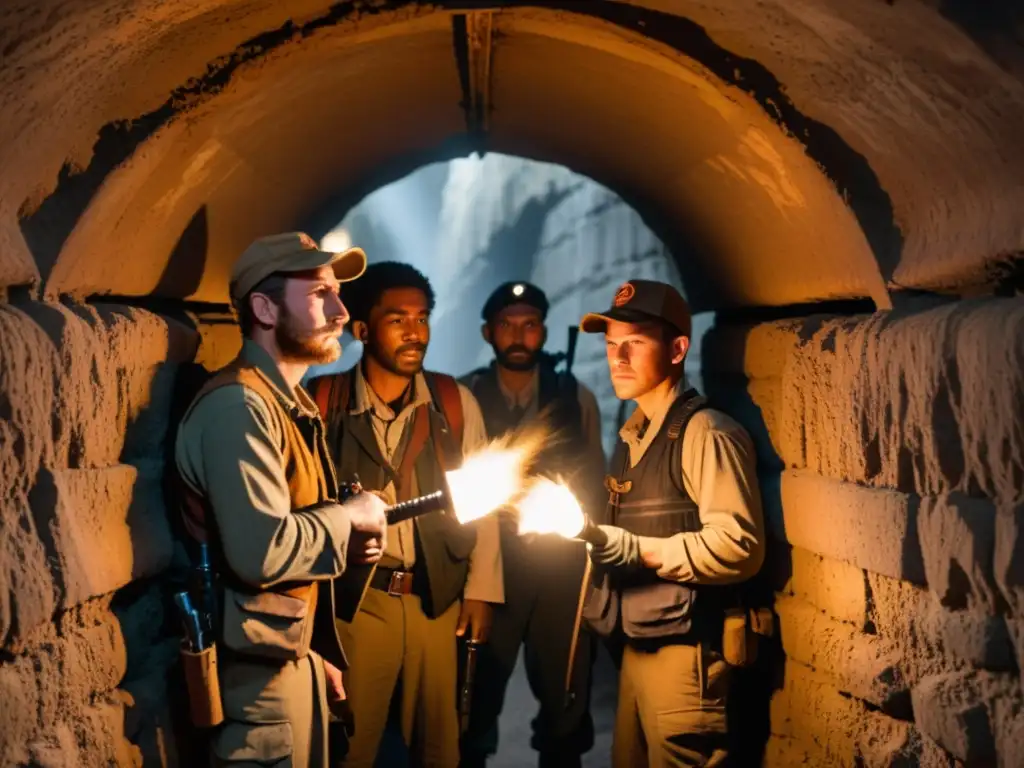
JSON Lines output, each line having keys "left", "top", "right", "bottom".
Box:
{"left": 667, "top": 389, "right": 710, "bottom": 496}
{"left": 308, "top": 372, "right": 351, "bottom": 421}
{"left": 425, "top": 372, "right": 465, "bottom": 448}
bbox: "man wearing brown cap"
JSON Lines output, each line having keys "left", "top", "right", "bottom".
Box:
{"left": 578, "top": 280, "right": 765, "bottom": 767}
{"left": 175, "top": 232, "right": 389, "bottom": 768}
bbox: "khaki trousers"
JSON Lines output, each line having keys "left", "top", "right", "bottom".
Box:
{"left": 613, "top": 643, "right": 729, "bottom": 768}
{"left": 336, "top": 588, "right": 461, "bottom": 767}
{"left": 213, "top": 652, "right": 330, "bottom": 768}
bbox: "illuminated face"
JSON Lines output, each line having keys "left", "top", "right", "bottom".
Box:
{"left": 603, "top": 319, "right": 686, "bottom": 400}
{"left": 485, "top": 304, "right": 546, "bottom": 372}
{"left": 273, "top": 266, "right": 348, "bottom": 364}
{"left": 362, "top": 286, "right": 431, "bottom": 377}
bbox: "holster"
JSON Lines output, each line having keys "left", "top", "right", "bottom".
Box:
{"left": 180, "top": 642, "right": 225, "bottom": 728}
{"left": 721, "top": 605, "right": 775, "bottom": 668}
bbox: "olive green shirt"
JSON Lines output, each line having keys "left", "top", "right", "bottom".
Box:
{"left": 591, "top": 381, "right": 766, "bottom": 584}
{"left": 175, "top": 340, "right": 353, "bottom": 588}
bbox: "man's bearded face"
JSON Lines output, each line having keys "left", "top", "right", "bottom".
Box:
{"left": 489, "top": 305, "right": 546, "bottom": 372}
{"left": 274, "top": 268, "right": 347, "bottom": 364}
{"left": 363, "top": 287, "right": 431, "bottom": 377}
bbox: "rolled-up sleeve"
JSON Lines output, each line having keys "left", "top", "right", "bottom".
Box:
{"left": 643, "top": 411, "right": 765, "bottom": 584}
{"left": 457, "top": 384, "right": 505, "bottom": 604}
{"left": 175, "top": 385, "right": 352, "bottom": 589}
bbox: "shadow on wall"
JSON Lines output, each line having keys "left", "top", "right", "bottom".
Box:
{"left": 152, "top": 206, "right": 210, "bottom": 300}
{"left": 699, "top": 321, "right": 784, "bottom": 767}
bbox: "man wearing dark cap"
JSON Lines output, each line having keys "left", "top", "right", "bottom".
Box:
{"left": 578, "top": 280, "right": 765, "bottom": 767}
{"left": 175, "top": 232, "right": 389, "bottom": 768}
{"left": 458, "top": 281, "right": 606, "bottom": 768}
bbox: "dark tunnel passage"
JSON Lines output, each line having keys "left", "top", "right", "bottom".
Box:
{"left": 2, "top": 1, "right": 1024, "bottom": 766}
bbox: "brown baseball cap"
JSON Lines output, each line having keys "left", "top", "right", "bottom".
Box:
{"left": 580, "top": 279, "right": 692, "bottom": 337}
{"left": 229, "top": 232, "right": 367, "bottom": 301}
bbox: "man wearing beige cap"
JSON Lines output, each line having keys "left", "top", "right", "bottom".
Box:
{"left": 175, "top": 232, "right": 389, "bottom": 767}
{"left": 577, "top": 280, "right": 765, "bottom": 767}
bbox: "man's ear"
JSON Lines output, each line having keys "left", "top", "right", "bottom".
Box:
{"left": 351, "top": 320, "right": 369, "bottom": 343}
{"left": 481, "top": 323, "right": 491, "bottom": 344}
{"left": 250, "top": 292, "right": 280, "bottom": 327}
{"left": 671, "top": 335, "right": 690, "bottom": 366}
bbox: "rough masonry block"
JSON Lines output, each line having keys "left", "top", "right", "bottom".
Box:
{"left": 994, "top": 500, "right": 1024, "bottom": 613}
{"left": 771, "top": 660, "right": 921, "bottom": 766}
{"left": 28, "top": 465, "right": 173, "bottom": 614}
{"left": 775, "top": 594, "right": 908, "bottom": 712}
{"left": 911, "top": 672, "right": 1002, "bottom": 765}
{"left": 796, "top": 303, "right": 1024, "bottom": 499}
{"left": 773, "top": 543, "right": 869, "bottom": 629}
{"left": 767, "top": 470, "right": 925, "bottom": 584}
{"left": 918, "top": 493, "right": 998, "bottom": 613}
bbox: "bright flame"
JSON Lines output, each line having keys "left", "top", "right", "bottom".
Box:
{"left": 445, "top": 425, "right": 549, "bottom": 524}
{"left": 516, "top": 478, "right": 586, "bottom": 538}
{"left": 321, "top": 228, "right": 352, "bottom": 253}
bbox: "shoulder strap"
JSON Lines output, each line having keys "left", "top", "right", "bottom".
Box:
{"left": 425, "top": 372, "right": 465, "bottom": 447}
{"left": 667, "top": 389, "right": 710, "bottom": 495}
{"left": 397, "top": 404, "right": 433, "bottom": 496}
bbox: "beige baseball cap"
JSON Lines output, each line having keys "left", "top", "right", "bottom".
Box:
{"left": 229, "top": 232, "right": 367, "bottom": 301}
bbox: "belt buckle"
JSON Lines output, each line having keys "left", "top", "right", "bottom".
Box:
{"left": 387, "top": 571, "right": 408, "bottom": 597}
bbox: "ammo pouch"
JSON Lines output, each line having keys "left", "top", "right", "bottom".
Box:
{"left": 221, "top": 584, "right": 318, "bottom": 661}
{"left": 722, "top": 605, "right": 775, "bottom": 667}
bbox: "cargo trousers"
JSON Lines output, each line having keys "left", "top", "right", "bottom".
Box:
{"left": 213, "top": 652, "right": 330, "bottom": 768}
{"left": 613, "top": 641, "right": 730, "bottom": 768}
{"left": 334, "top": 586, "right": 462, "bottom": 767}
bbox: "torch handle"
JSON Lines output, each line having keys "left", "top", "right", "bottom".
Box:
{"left": 385, "top": 489, "right": 449, "bottom": 524}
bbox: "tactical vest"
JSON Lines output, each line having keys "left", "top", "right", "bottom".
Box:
{"left": 179, "top": 362, "right": 347, "bottom": 670}
{"left": 584, "top": 389, "right": 711, "bottom": 642}
{"left": 464, "top": 361, "right": 584, "bottom": 476}
{"left": 312, "top": 370, "right": 475, "bottom": 619}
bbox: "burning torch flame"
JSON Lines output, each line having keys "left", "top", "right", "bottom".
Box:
{"left": 445, "top": 424, "right": 550, "bottom": 524}
{"left": 516, "top": 477, "right": 586, "bottom": 539}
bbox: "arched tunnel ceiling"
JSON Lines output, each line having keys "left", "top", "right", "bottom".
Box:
{"left": 2, "top": 1, "right": 1023, "bottom": 312}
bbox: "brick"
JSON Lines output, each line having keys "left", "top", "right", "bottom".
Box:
{"left": 993, "top": 500, "right": 1024, "bottom": 614}
{"left": 774, "top": 544, "right": 869, "bottom": 629}
{"left": 773, "top": 301, "right": 1024, "bottom": 500}
{"left": 27, "top": 465, "right": 172, "bottom": 614}
{"left": 911, "top": 672, "right": 1002, "bottom": 764}
{"left": 0, "top": 491, "right": 57, "bottom": 651}
{"left": 775, "top": 594, "right": 908, "bottom": 712}
{"left": 918, "top": 494, "right": 998, "bottom": 613}
{"left": 926, "top": 608, "right": 1015, "bottom": 673}
{"left": 0, "top": 599, "right": 131, "bottom": 767}
{"left": 767, "top": 471, "right": 925, "bottom": 584}
{"left": 870, "top": 573, "right": 1014, "bottom": 681}
{"left": 771, "top": 661, "right": 919, "bottom": 766}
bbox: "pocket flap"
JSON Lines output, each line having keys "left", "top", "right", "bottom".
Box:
{"left": 213, "top": 720, "right": 292, "bottom": 763}
{"left": 233, "top": 590, "right": 310, "bottom": 620}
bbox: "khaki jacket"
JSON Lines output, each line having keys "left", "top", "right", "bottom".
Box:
{"left": 175, "top": 341, "right": 352, "bottom": 667}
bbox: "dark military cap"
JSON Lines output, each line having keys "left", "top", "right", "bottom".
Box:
{"left": 481, "top": 281, "right": 550, "bottom": 322}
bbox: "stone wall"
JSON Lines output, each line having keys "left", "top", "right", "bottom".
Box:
{"left": 703, "top": 298, "right": 1024, "bottom": 767}
{"left": 0, "top": 299, "right": 239, "bottom": 767}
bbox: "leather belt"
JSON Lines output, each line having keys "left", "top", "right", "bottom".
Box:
{"left": 370, "top": 567, "right": 415, "bottom": 597}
